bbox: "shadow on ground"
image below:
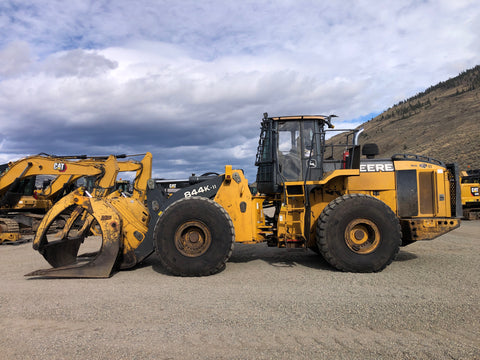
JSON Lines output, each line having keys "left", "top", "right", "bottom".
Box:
{"left": 139, "top": 243, "right": 420, "bottom": 276}
{"left": 395, "top": 249, "right": 418, "bottom": 262}
{"left": 25, "top": 243, "right": 420, "bottom": 278}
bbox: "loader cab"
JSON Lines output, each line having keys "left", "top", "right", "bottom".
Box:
{"left": 255, "top": 113, "right": 362, "bottom": 194}
{"left": 0, "top": 176, "right": 37, "bottom": 208}
{"left": 275, "top": 119, "right": 321, "bottom": 181}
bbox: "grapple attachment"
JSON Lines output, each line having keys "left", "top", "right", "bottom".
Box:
{"left": 25, "top": 189, "right": 123, "bottom": 278}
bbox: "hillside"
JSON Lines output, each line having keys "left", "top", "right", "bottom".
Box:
{"left": 355, "top": 65, "right": 480, "bottom": 170}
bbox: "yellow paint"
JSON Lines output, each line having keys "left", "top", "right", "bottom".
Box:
{"left": 214, "top": 167, "right": 265, "bottom": 243}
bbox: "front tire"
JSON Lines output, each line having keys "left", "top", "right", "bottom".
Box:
{"left": 154, "top": 197, "right": 235, "bottom": 276}
{"left": 316, "top": 194, "right": 401, "bottom": 272}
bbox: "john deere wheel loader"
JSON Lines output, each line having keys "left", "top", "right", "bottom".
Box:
{"left": 26, "top": 113, "right": 461, "bottom": 278}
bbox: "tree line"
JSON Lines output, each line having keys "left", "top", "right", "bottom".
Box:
{"left": 380, "top": 65, "right": 480, "bottom": 121}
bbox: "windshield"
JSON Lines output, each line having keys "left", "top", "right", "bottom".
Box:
{"left": 277, "top": 120, "right": 316, "bottom": 181}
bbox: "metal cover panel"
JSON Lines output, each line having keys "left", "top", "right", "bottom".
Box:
{"left": 396, "top": 170, "right": 418, "bottom": 217}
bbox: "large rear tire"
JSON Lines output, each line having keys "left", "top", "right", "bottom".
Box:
{"left": 316, "top": 194, "right": 401, "bottom": 272}
{"left": 154, "top": 197, "right": 235, "bottom": 276}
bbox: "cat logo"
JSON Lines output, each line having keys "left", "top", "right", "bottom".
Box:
{"left": 53, "top": 163, "right": 67, "bottom": 172}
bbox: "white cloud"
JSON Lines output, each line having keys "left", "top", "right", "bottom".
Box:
{"left": 42, "top": 49, "right": 118, "bottom": 78}
{"left": 0, "top": 41, "right": 32, "bottom": 77}
{"left": 0, "top": 0, "right": 479, "bottom": 178}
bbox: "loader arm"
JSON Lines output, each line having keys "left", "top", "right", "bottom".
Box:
{"left": 90, "top": 155, "right": 119, "bottom": 197}
{"left": 106, "top": 152, "right": 152, "bottom": 201}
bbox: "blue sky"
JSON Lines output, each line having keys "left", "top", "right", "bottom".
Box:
{"left": 0, "top": 0, "right": 479, "bottom": 180}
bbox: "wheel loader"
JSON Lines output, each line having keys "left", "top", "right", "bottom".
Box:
{"left": 0, "top": 153, "right": 148, "bottom": 244}
{"left": 460, "top": 169, "right": 480, "bottom": 220}
{"left": 26, "top": 113, "right": 461, "bottom": 278}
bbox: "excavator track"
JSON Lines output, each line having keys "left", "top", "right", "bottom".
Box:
{"left": 0, "top": 217, "right": 23, "bottom": 244}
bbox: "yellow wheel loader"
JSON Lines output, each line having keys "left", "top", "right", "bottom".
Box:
{"left": 0, "top": 153, "right": 147, "bottom": 243}
{"left": 26, "top": 114, "right": 461, "bottom": 278}
{"left": 460, "top": 169, "right": 480, "bottom": 220}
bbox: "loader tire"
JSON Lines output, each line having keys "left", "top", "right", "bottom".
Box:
{"left": 154, "top": 197, "right": 235, "bottom": 276}
{"left": 316, "top": 194, "right": 401, "bottom": 272}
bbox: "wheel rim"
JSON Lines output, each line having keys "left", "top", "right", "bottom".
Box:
{"left": 174, "top": 221, "right": 212, "bottom": 257}
{"left": 344, "top": 219, "right": 380, "bottom": 254}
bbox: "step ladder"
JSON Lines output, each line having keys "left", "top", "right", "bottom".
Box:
{"left": 283, "top": 185, "right": 306, "bottom": 248}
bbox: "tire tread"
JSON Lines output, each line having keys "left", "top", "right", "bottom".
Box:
{"left": 154, "top": 197, "right": 235, "bottom": 276}
{"left": 317, "top": 193, "right": 401, "bottom": 272}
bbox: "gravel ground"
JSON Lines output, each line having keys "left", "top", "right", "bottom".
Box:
{"left": 0, "top": 221, "right": 479, "bottom": 360}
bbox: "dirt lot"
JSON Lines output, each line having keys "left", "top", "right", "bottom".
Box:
{"left": 1, "top": 221, "right": 479, "bottom": 360}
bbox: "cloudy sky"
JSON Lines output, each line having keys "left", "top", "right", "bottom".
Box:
{"left": 0, "top": 0, "right": 479, "bottom": 180}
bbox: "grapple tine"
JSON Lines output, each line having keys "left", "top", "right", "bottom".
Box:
{"left": 26, "top": 196, "right": 123, "bottom": 278}
{"left": 24, "top": 230, "right": 120, "bottom": 278}
{"left": 39, "top": 233, "right": 85, "bottom": 268}
{"left": 37, "top": 206, "right": 91, "bottom": 268}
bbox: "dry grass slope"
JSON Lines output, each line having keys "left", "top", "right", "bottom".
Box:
{"left": 345, "top": 65, "right": 480, "bottom": 170}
